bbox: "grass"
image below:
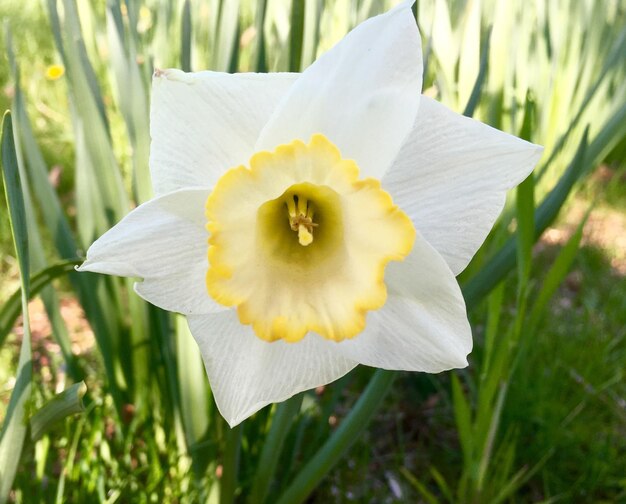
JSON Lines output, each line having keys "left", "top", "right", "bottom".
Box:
{"left": 1, "top": 0, "right": 625, "bottom": 502}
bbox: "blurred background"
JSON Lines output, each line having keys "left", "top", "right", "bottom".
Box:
{"left": 0, "top": 0, "right": 625, "bottom": 502}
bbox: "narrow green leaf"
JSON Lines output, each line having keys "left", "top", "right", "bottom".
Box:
{"left": 220, "top": 424, "right": 242, "bottom": 504}
{"left": 213, "top": 0, "right": 241, "bottom": 72}
{"left": 181, "top": 0, "right": 192, "bottom": 72}
{"left": 105, "top": 4, "right": 152, "bottom": 204}
{"left": 0, "top": 111, "right": 32, "bottom": 504}
{"left": 528, "top": 210, "right": 588, "bottom": 330}
{"left": 288, "top": 0, "right": 305, "bottom": 72}
{"left": 430, "top": 466, "right": 454, "bottom": 503}
{"left": 249, "top": 394, "right": 303, "bottom": 504}
{"left": 516, "top": 173, "right": 535, "bottom": 287}
{"left": 0, "top": 260, "right": 82, "bottom": 347}
{"left": 477, "top": 382, "right": 508, "bottom": 490}
{"left": 458, "top": 0, "right": 482, "bottom": 110}
{"left": 30, "top": 382, "right": 87, "bottom": 442}
{"left": 275, "top": 370, "right": 396, "bottom": 504}
{"left": 399, "top": 467, "right": 440, "bottom": 504}
{"left": 490, "top": 448, "right": 554, "bottom": 504}
{"left": 516, "top": 93, "right": 536, "bottom": 288}
{"left": 462, "top": 26, "right": 492, "bottom": 118}
{"left": 481, "top": 281, "right": 505, "bottom": 381}
{"left": 253, "top": 0, "right": 269, "bottom": 72}
{"left": 451, "top": 374, "right": 474, "bottom": 471}
{"left": 300, "top": 0, "right": 323, "bottom": 70}
{"left": 1, "top": 113, "right": 28, "bottom": 279}
{"left": 176, "top": 315, "right": 210, "bottom": 460}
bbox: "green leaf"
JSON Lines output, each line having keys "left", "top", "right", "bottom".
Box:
{"left": 249, "top": 394, "right": 303, "bottom": 504}
{"left": 515, "top": 94, "right": 536, "bottom": 290}
{"left": 451, "top": 374, "right": 474, "bottom": 471}
{"left": 175, "top": 315, "right": 211, "bottom": 469}
{"left": 528, "top": 210, "right": 589, "bottom": 330}
{"left": 458, "top": 0, "right": 482, "bottom": 110}
{"left": 213, "top": 0, "right": 241, "bottom": 72}
{"left": 0, "top": 260, "right": 82, "bottom": 348}
{"left": 253, "top": 0, "right": 269, "bottom": 72}
{"left": 516, "top": 173, "right": 535, "bottom": 288}
{"left": 30, "top": 382, "right": 87, "bottom": 442}
{"left": 0, "top": 113, "right": 28, "bottom": 280}
{"left": 0, "top": 111, "right": 32, "bottom": 504}
{"left": 220, "top": 424, "right": 242, "bottom": 504}
{"left": 399, "top": 467, "right": 440, "bottom": 504}
{"left": 181, "top": 0, "right": 192, "bottom": 72}
{"left": 462, "top": 26, "right": 492, "bottom": 118}
{"left": 275, "top": 370, "right": 396, "bottom": 504}
{"left": 288, "top": 0, "right": 305, "bottom": 72}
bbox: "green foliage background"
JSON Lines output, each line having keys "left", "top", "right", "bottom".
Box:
{"left": 0, "top": 0, "right": 625, "bottom": 502}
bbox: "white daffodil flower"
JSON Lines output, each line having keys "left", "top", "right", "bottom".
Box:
{"left": 79, "top": 0, "right": 542, "bottom": 426}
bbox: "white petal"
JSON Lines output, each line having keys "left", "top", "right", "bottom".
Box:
{"left": 187, "top": 311, "right": 357, "bottom": 427}
{"left": 78, "top": 189, "right": 223, "bottom": 315}
{"left": 256, "top": 0, "right": 422, "bottom": 179}
{"left": 150, "top": 69, "right": 297, "bottom": 196}
{"left": 336, "top": 231, "right": 472, "bottom": 372}
{"left": 383, "top": 96, "right": 543, "bottom": 274}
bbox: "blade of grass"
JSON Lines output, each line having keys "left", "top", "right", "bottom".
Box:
{"left": 249, "top": 394, "right": 304, "bottom": 504}
{"left": 176, "top": 315, "right": 211, "bottom": 472}
{"left": 476, "top": 381, "right": 508, "bottom": 491}
{"left": 181, "top": 0, "right": 192, "bottom": 72}
{"left": 213, "top": 0, "right": 241, "bottom": 72}
{"left": 451, "top": 373, "right": 474, "bottom": 472}
{"left": 300, "top": 0, "right": 323, "bottom": 70}
{"left": 0, "top": 111, "right": 32, "bottom": 504}
{"left": 275, "top": 370, "right": 396, "bottom": 504}
{"left": 220, "top": 424, "right": 242, "bottom": 504}
{"left": 30, "top": 382, "right": 87, "bottom": 442}
{"left": 462, "top": 25, "right": 492, "bottom": 118}
{"left": 252, "top": 0, "right": 269, "bottom": 72}
{"left": 527, "top": 211, "right": 589, "bottom": 330}
{"left": 288, "top": 0, "right": 305, "bottom": 72}
{"left": 399, "top": 467, "right": 440, "bottom": 504}
{"left": 458, "top": 0, "right": 481, "bottom": 110}
{"left": 515, "top": 94, "right": 536, "bottom": 290}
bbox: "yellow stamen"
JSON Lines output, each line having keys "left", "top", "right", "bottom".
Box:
{"left": 287, "top": 195, "right": 317, "bottom": 246}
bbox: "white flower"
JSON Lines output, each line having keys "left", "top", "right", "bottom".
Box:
{"left": 79, "top": 0, "right": 542, "bottom": 426}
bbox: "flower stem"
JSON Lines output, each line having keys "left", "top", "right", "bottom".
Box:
{"left": 275, "top": 369, "right": 396, "bottom": 504}
{"left": 220, "top": 424, "right": 242, "bottom": 504}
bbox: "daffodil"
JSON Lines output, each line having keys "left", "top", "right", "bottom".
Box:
{"left": 45, "top": 64, "right": 65, "bottom": 81}
{"left": 79, "top": 0, "right": 542, "bottom": 426}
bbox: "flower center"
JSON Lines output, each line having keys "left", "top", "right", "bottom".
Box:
{"left": 256, "top": 181, "right": 344, "bottom": 270}
{"left": 205, "top": 134, "right": 415, "bottom": 342}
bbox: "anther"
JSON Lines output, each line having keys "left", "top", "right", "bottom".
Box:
{"left": 286, "top": 195, "right": 317, "bottom": 246}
